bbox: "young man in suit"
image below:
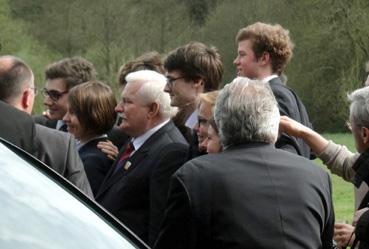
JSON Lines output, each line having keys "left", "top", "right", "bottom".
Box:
{"left": 155, "top": 78, "right": 334, "bottom": 249}
{"left": 234, "top": 22, "right": 313, "bottom": 159}
{"left": 164, "top": 42, "right": 223, "bottom": 157}
{"left": 0, "top": 55, "right": 93, "bottom": 198}
{"left": 96, "top": 70, "right": 189, "bottom": 247}
{"left": 34, "top": 57, "right": 97, "bottom": 131}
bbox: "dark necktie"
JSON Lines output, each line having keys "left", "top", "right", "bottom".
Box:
{"left": 114, "top": 142, "right": 134, "bottom": 173}
{"left": 59, "top": 124, "right": 68, "bottom": 132}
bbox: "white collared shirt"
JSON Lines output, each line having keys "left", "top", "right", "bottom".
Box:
{"left": 185, "top": 110, "right": 198, "bottom": 129}
{"left": 262, "top": 74, "right": 278, "bottom": 84}
{"left": 132, "top": 119, "right": 170, "bottom": 153}
{"left": 56, "top": 120, "right": 66, "bottom": 130}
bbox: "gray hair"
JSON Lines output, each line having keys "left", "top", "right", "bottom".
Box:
{"left": 214, "top": 77, "right": 280, "bottom": 148}
{"left": 126, "top": 70, "right": 176, "bottom": 119}
{"left": 348, "top": 86, "right": 369, "bottom": 128}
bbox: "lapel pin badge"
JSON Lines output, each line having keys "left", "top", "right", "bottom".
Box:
{"left": 124, "top": 161, "right": 131, "bottom": 171}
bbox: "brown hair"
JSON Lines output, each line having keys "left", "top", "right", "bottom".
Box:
{"left": 164, "top": 41, "right": 223, "bottom": 92}
{"left": 68, "top": 80, "right": 117, "bottom": 136}
{"left": 236, "top": 22, "right": 293, "bottom": 75}
{"left": 118, "top": 51, "right": 164, "bottom": 86}
{"left": 45, "top": 57, "right": 96, "bottom": 90}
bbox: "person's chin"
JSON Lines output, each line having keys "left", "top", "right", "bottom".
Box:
{"left": 170, "top": 99, "right": 178, "bottom": 107}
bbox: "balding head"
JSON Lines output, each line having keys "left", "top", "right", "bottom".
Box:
{"left": 0, "top": 56, "right": 35, "bottom": 112}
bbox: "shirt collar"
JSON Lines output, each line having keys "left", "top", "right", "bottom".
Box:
{"left": 262, "top": 74, "right": 278, "bottom": 83}
{"left": 56, "top": 120, "right": 65, "bottom": 130}
{"left": 132, "top": 119, "right": 170, "bottom": 151}
{"left": 185, "top": 110, "right": 198, "bottom": 129}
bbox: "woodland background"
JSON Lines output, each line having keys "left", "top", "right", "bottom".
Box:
{"left": 1, "top": 0, "right": 368, "bottom": 132}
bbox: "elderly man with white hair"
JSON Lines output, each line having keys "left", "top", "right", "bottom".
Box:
{"left": 95, "top": 70, "right": 189, "bottom": 246}
{"left": 155, "top": 77, "right": 334, "bottom": 249}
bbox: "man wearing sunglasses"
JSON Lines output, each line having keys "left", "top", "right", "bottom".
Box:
{"left": 34, "top": 57, "right": 97, "bottom": 131}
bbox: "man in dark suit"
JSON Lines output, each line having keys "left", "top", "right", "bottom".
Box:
{"left": 0, "top": 55, "right": 93, "bottom": 198}
{"left": 96, "top": 70, "right": 189, "bottom": 246}
{"left": 155, "top": 78, "right": 334, "bottom": 249}
{"left": 234, "top": 22, "right": 313, "bottom": 159}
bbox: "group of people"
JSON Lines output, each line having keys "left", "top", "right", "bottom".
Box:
{"left": 1, "top": 21, "right": 369, "bottom": 249}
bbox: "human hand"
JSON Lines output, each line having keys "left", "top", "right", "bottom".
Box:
{"left": 97, "top": 140, "right": 119, "bottom": 161}
{"left": 334, "top": 223, "right": 355, "bottom": 248}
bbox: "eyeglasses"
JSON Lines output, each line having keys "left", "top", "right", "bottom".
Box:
{"left": 166, "top": 76, "right": 185, "bottom": 88}
{"left": 41, "top": 88, "right": 69, "bottom": 102}
{"left": 29, "top": 87, "right": 38, "bottom": 96}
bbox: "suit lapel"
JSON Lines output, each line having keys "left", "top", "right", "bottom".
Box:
{"left": 95, "top": 121, "right": 174, "bottom": 199}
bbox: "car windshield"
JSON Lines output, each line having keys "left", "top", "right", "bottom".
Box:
{"left": 0, "top": 142, "right": 140, "bottom": 249}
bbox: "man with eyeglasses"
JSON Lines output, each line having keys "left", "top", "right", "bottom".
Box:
{"left": 34, "top": 57, "right": 97, "bottom": 132}
{"left": 0, "top": 55, "right": 93, "bottom": 198}
{"left": 164, "top": 42, "right": 223, "bottom": 158}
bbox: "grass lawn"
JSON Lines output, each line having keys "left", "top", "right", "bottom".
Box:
{"left": 314, "top": 133, "right": 355, "bottom": 223}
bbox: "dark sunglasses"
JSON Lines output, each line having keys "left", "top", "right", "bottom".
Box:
{"left": 41, "top": 88, "right": 68, "bottom": 102}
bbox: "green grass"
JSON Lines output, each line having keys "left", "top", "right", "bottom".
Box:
{"left": 314, "top": 133, "right": 355, "bottom": 223}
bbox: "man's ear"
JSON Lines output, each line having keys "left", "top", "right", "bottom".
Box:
{"left": 193, "top": 78, "right": 205, "bottom": 92}
{"left": 21, "top": 89, "right": 32, "bottom": 110}
{"left": 361, "top": 127, "right": 369, "bottom": 144}
{"left": 258, "top": 51, "right": 271, "bottom": 65}
{"left": 147, "top": 102, "right": 160, "bottom": 118}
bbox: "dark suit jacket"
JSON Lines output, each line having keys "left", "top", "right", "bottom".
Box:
{"left": 269, "top": 77, "right": 313, "bottom": 159}
{"left": 96, "top": 121, "right": 189, "bottom": 246}
{"left": 33, "top": 114, "right": 58, "bottom": 129}
{"left": 155, "top": 143, "right": 334, "bottom": 249}
{"left": 34, "top": 124, "right": 94, "bottom": 198}
{"left": 79, "top": 137, "right": 114, "bottom": 196}
{"left": 0, "top": 100, "right": 36, "bottom": 154}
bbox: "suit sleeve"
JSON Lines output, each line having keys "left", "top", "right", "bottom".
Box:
{"left": 321, "top": 173, "right": 334, "bottom": 249}
{"left": 65, "top": 136, "right": 94, "bottom": 199}
{"left": 272, "top": 86, "right": 307, "bottom": 156}
{"left": 148, "top": 143, "right": 189, "bottom": 246}
{"left": 355, "top": 208, "right": 369, "bottom": 243}
{"left": 154, "top": 174, "right": 195, "bottom": 249}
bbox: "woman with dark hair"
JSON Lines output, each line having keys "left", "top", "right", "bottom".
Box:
{"left": 63, "top": 80, "right": 117, "bottom": 196}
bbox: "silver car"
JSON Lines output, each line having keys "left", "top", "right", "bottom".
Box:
{"left": 0, "top": 138, "right": 150, "bottom": 249}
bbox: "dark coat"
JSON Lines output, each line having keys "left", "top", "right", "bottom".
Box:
{"left": 155, "top": 142, "right": 334, "bottom": 249}
{"left": 269, "top": 77, "right": 313, "bottom": 159}
{"left": 96, "top": 121, "right": 189, "bottom": 246}
{"left": 78, "top": 137, "right": 114, "bottom": 196}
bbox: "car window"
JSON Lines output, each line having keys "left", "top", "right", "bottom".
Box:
{"left": 0, "top": 142, "right": 142, "bottom": 249}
